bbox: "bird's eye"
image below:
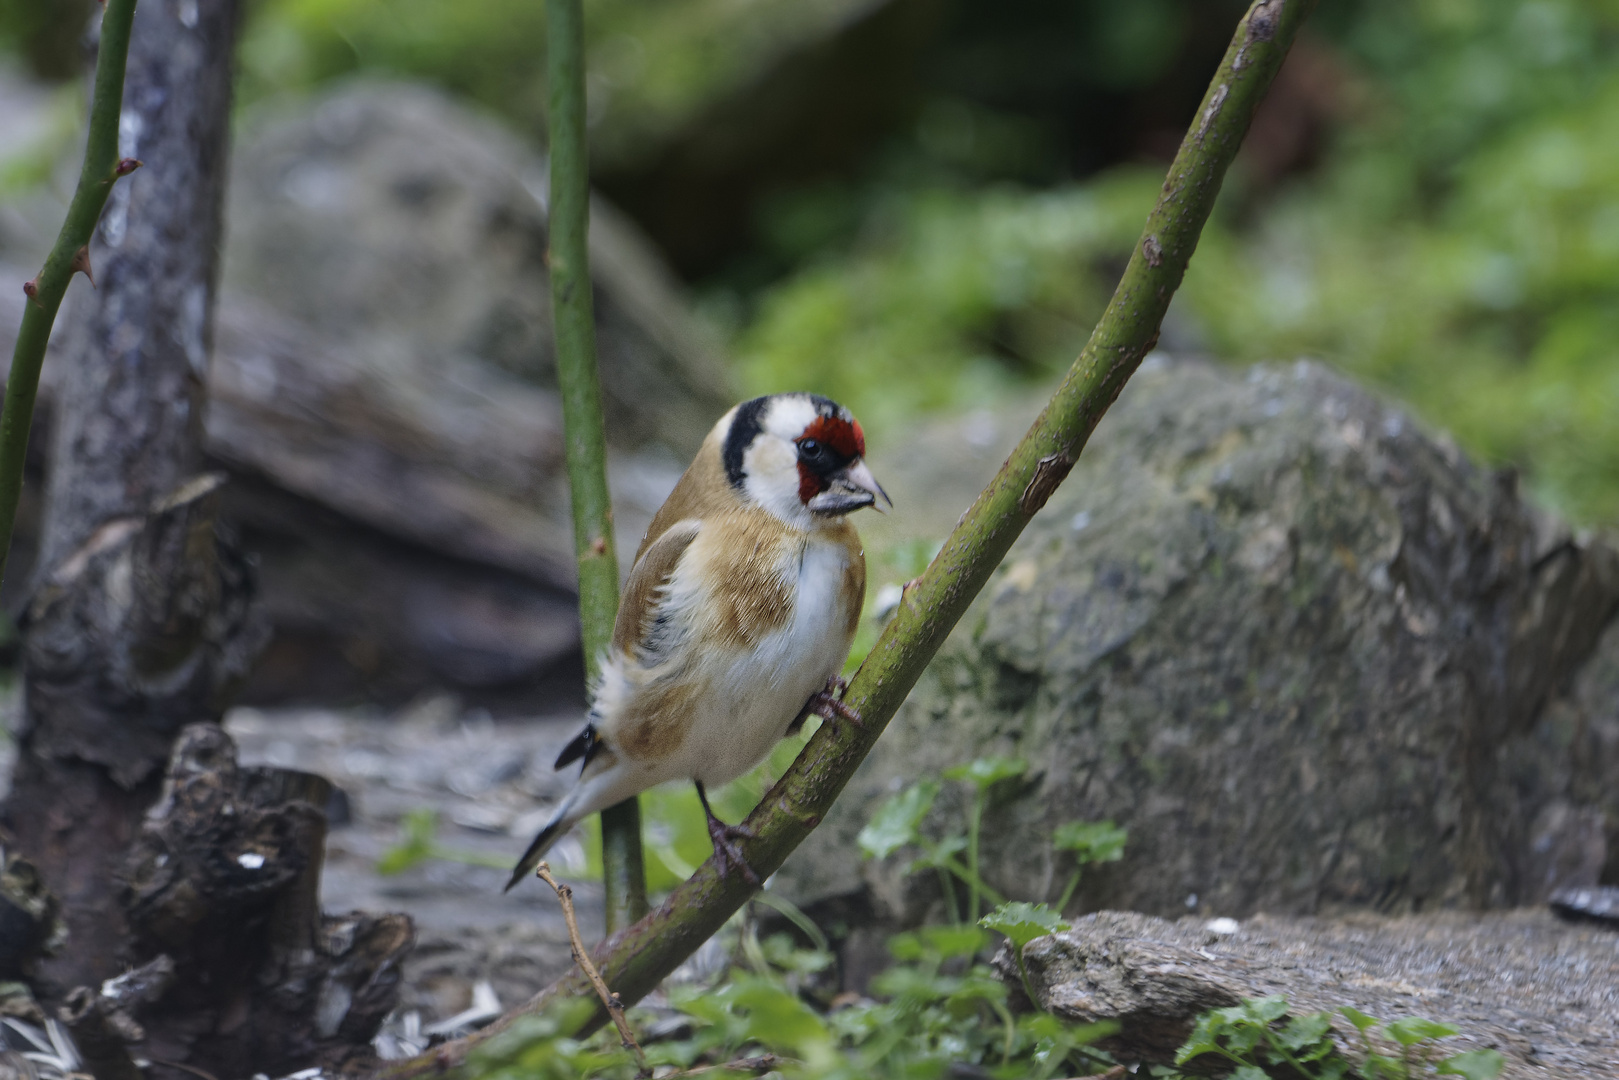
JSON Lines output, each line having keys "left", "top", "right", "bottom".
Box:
{"left": 798, "top": 438, "right": 824, "bottom": 460}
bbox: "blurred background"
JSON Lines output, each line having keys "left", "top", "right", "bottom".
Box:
{"left": 1, "top": 0, "right": 1617, "bottom": 706}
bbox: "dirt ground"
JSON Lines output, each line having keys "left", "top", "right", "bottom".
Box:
{"left": 223, "top": 699, "right": 595, "bottom": 1028}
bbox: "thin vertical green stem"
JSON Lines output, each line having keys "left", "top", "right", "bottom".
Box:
{"left": 0, "top": 0, "right": 140, "bottom": 588}
{"left": 966, "top": 792, "right": 983, "bottom": 923}
{"left": 546, "top": 0, "right": 647, "bottom": 932}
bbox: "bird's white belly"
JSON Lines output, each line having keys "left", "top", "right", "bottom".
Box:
{"left": 638, "top": 537, "right": 854, "bottom": 790}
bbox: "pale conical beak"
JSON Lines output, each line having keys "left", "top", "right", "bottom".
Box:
{"left": 842, "top": 459, "right": 892, "bottom": 512}
{"left": 806, "top": 458, "right": 893, "bottom": 516}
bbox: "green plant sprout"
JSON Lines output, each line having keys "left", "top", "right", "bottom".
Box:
{"left": 858, "top": 771, "right": 1011, "bottom": 925}
{"left": 941, "top": 756, "right": 1026, "bottom": 922}
{"left": 843, "top": 537, "right": 943, "bottom": 677}
{"left": 1174, "top": 997, "right": 1505, "bottom": 1080}
{"left": 375, "top": 809, "right": 511, "bottom": 875}
{"left": 976, "top": 900, "right": 1068, "bottom": 1013}
{"left": 859, "top": 756, "right": 1126, "bottom": 925}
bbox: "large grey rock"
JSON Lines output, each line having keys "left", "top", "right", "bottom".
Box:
{"left": 1002, "top": 909, "right": 1617, "bottom": 1078}
{"left": 782, "top": 357, "right": 1619, "bottom": 920}
{"left": 221, "top": 81, "right": 732, "bottom": 456}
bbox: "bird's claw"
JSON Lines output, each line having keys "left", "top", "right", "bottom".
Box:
{"left": 706, "top": 817, "right": 761, "bottom": 886}
{"left": 808, "top": 676, "right": 863, "bottom": 728}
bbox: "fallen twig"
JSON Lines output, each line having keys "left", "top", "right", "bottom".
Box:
{"left": 534, "top": 862, "right": 648, "bottom": 1078}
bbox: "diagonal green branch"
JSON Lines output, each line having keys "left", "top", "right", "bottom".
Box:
{"left": 379, "top": 0, "right": 1309, "bottom": 1072}
{"left": 0, "top": 0, "right": 141, "bottom": 588}
{"left": 545, "top": 0, "right": 648, "bottom": 931}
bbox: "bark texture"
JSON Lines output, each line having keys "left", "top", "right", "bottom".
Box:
{"left": 118, "top": 725, "right": 413, "bottom": 1079}
{"left": 0, "top": 0, "right": 265, "bottom": 998}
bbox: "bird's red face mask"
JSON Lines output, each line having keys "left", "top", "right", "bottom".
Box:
{"left": 795, "top": 415, "right": 889, "bottom": 514}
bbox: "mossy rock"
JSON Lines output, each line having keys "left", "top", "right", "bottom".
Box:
{"left": 783, "top": 358, "right": 1619, "bottom": 922}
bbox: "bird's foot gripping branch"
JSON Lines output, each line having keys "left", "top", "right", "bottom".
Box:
{"left": 378, "top": 0, "right": 1311, "bottom": 1075}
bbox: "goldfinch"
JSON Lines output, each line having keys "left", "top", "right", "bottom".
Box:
{"left": 507, "top": 393, "right": 889, "bottom": 891}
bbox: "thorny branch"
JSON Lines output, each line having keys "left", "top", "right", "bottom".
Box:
{"left": 0, "top": 0, "right": 140, "bottom": 586}
{"left": 377, "top": 1, "right": 1312, "bottom": 1075}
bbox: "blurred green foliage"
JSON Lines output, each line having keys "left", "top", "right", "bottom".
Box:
{"left": 235, "top": 0, "right": 887, "bottom": 171}
{"left": 737, "top": 176, "right": 1158, "bottom": 433}
{"left": 0, "top": 0, "right": 92, "bottom": 80}
{"left": 742, "top": 0, "right": 1619, "bottom": 522}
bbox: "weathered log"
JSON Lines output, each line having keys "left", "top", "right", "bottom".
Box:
{"left": 113, "top": 725, "right": 414, "bottom": 1079}
{"left": 59, "top": 956, "right": 174, "bottom": 1080}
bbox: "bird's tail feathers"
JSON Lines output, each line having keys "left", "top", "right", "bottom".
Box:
{"left": 505, "top": 764, "right": 630, "bottom": 892}
{"left": 505, "top": 802, "right": 576, "bottom": 892}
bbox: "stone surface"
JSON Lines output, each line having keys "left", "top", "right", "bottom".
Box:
{"left": 221, "top": 80, "right": 732, "bottom": 457}
{"left": 1520, "top": 607, "right": 1619, "bottom": 889}
{"left": 781, "top": 356, "right": 1619, "bottom": 922}
{"left": 1004, "top": 910, "right": 1619, "bottom": 1078}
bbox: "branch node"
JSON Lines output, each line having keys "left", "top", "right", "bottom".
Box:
{"left": 71, "top": 245, "right": 96, "bottom": 288}
{"left": 1020, "top": 452, "right": 1076, "bottom": 517}
{"left": 1142, "top": 235, "right": 1164, "bottom": 267}
{"left": 114, "top": 157, "right": 143, "bottom": 178}
{"left": 21, "top": 277, "right": 41, "bottom": 308}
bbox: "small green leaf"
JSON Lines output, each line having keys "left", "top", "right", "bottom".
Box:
{"left": 1175, "top": 1012, "right": 1228, "bottom": 1064}
{"left": 858, "top": 780, "right": 939, "bottom": 860}
{"left": 1051, "top": 820, "right": 1128, "bottom": 863}
{"left": 1438, "top": 1049, "right": 1505, "bottom": 1080}
{"left": 1231, "top": 1066, "right": 1269, "bottom": 1080}
{"left": 1244, "top": 995, "right": 1290, "bottom": 1024}
{"left": 1387, "top": 1016, "right": 1458, "bottom": 1046}
{"left": 886, "top": 930, "right": 927, "bottom": 962}
{"left": 915, "top": 832, "right": 969, "bottom": 864}
{"left": 978, "top": 901, "right": 1069, "bottom": 951}
{"left": 1363, "top": 1051, "right": 1405, "bottom": 1079}
{"left": 1317, "top": 1058, "right": 1351, "bottom": 1080}
{"left": 1339, "top": 1005, "right": 1381, "bottom": 1032}
{"left": 1277, "top": 1011, "right": 1332, "bottom": 1051}
{"left": 1175, "top": 1039, "right": 1221, "bottom": 1066}
{"left": 943, "top": 756, "right": 1028, "bottom": 790}
{"left": 376, "top": 807, "right": 438, "bottom": 876}
{"left": 1282, "top": 1016, "right": 1334, "bottom": 1055}
{"left": 1222, "top": 1018, "right": 1265, "bottom": 1057}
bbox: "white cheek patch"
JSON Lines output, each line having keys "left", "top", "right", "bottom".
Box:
{"left": 743, "top": 437, "right": 812, "bottom": 528}
{"left": 738, "top": 395, "right": 829, "bottom": 529}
